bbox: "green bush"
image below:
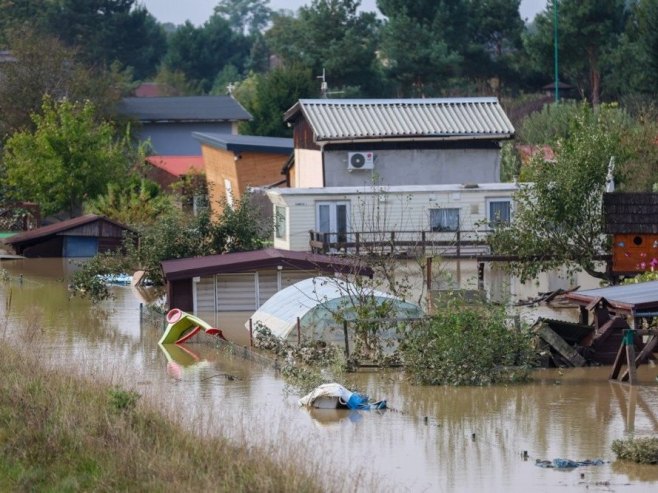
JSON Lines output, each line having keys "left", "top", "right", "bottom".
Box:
{"left": 399, "top": 300, "right": 537, "bottom": 386}
{"left": 612, "top": 437, "right": 658, "bottom": 464}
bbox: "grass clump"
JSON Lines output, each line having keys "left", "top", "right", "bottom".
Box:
{"left": 0, "top": 344, "right": 321, "bottom": 492}
{"left": 612, "top": 437, "right": 658, "bottom": 464}
{"left": 399, "top": 299, "right": 537, "bottom": 386}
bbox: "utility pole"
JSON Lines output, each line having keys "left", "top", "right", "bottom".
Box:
{"left": 554, "top": 0, "right": 559, "bottom": 102}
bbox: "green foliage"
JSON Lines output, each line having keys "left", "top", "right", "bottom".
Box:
{"left": 523, "top": 0, "right": 627, "bottom": 104}
{"left": 3, "top": 97, "right": 136, "bottom": 217}
{"left": 488, "top": 103, "right": 642, "bottom": 282}
{"left": 266, "top": 1, "right": 383, "bottom": 96}
{"left": 399, "top": 300, "right": 536, "bottom": 386}
{"left": 612, "top": 437, "right": 658, "bottom": 464}
{"left": 235, "top": 66, "right": 316, "bottom": 137}
{"left": 518, "top": 101, "right": 583, "bottom": 145}
{"left": 214, "top": 0, "right": 273, "bottom": 35}
{"left": 163, "top": 15, "right": 250, "bottom": 93}
{"left": 0, "top": 28, "right": 129, "bottom": 139}
{"left": 84, "top": 178, "right": 174, "bottom": 228}
{"left": 499, "top": 141, "right": 521, "bottom": 181}
{"left": 108, "top": 387, "right": 140, "bottom": 413}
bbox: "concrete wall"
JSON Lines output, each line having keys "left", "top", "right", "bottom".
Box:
{"left": 323, "top": 148, "right": 501, "bottom": 187}
{"left": 138, "top": 122, "right": 235, "bottom": 155}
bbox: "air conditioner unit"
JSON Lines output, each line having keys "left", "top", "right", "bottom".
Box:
{"left": 347, "top": 151, "right": 374, "bottom": 170}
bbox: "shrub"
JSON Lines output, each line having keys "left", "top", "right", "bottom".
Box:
{"left": 612, "top": 437, "right": 658, "bottom": 464}
{"left": 399, "top": 300, "right": 537, "bottom": 386}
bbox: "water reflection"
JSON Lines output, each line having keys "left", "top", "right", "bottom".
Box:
{"left": 1, "top": 258, "right": 658, "bottom": 492}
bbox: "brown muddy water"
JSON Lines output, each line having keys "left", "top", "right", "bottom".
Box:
{"left": 1, "top": 258, "right": 658, "bottom": 493}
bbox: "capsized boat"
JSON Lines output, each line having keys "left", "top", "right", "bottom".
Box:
{"left": 159, "top": 308, "right": 226, "bottom": 345}
{"left": 299, "top": 383, "right": 387, "bottom": 410}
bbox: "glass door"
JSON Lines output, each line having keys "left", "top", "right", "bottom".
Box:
{"left": 316, "top": 201, "right": 350, "bottom": 245}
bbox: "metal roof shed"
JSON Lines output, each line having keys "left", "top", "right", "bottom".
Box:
{"left": 247, "top": 276, "right": 423, "bottom": 345}
{"left": 161, "top": 248, "right": 373, "bottom": 313}
{"left": 565, "top": 281, "right": 658, "bottom": 317}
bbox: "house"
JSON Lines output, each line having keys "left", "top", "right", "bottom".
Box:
{"left": 193, "top": 132, "right": 292, "bottom": 217}
{"left": 603, "top": 192, "right": 658, "bottom": 274}
{"left": 2, "top": 214, "right": 133, "bottom": 258}
{"left": 270, "top": 98, "right": 516, "bottom": 254}
{"left": 118, "top": 96, "right": 252, "bottom": 155}
{"left": 161, "top": 248, "right": 373, "bottom": 313}
{"left": 268, "top": 183, "right": 518, "bottom": 252}
{"left": 282, "top": 98, "right": 514, "bottom": 188}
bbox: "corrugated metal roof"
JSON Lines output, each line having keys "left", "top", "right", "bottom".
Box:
{"left": 566, "top": 281, "right": 658, "bottom": 312}
{"left": 193, "top": 132, "right": 293, "bottom": 154}
{"left": 161, "top": 248, "right": 373, "bottom": 280}
{"left": 119, "top": 96, "right": 252, "bottom": 122}
{"left": 284, "top": 98, "right": 514, "bottom": 142}
{"left": 3, "top": 215, "right": 133, "bottom": 246}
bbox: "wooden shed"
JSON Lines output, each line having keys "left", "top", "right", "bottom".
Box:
{"left": 604, "top": 192, "right": 658, "bottom": 274}
{"left": 161, "top": 248, "right": 373, "bottom": 313}
{"left": 2, "top": 214, "right": 133, "bottom": 258}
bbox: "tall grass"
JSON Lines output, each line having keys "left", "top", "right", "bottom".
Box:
{"left": 0, "top": 343, "right": 321, "bottom": 492}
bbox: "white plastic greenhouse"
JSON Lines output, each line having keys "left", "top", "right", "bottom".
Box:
{"left": 246, "top": 276, "right": 423, "bottom": 345}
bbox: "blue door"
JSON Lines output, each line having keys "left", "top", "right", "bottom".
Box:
{"left": 63, "top": 236, "right": 99, "bottom": 257}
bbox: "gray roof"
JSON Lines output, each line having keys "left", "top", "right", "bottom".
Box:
{"left": 566, "top": 281, "right": 658, "bottom": 314}
{"left": 119, "top": 96, "right": 252, "bottom": 122}
{"left": 284, "top": 98, "right": 515, "bottom": 142}
{"left": 193, "top": 132, "right": 293, "bottom": 154}
{"left": 603, "top": 192, "right": 658, "bottom": 234}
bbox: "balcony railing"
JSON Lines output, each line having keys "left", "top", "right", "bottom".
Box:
{"left": 309, "top": 229, "right": 493, "bottom": 257}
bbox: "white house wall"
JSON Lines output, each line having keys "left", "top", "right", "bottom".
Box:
{"left": 295, "top": 149, "right": 323, "bottom": 187}
{"left": 324, "top": 148, "right": 501, "bottom": 187}
{"left": 268, "top": 184, "right": 518, "bottom": 252}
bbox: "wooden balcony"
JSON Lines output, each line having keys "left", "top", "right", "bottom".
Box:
{"left": 309, "top": 229, "right": 493, "bottom": 258}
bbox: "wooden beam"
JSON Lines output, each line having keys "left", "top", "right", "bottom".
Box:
{"left": 537, "top": 324, "right": 586, "bottom": 367}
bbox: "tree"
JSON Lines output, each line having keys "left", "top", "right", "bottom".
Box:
{"left": 214, "top": 0, "right": 273, "bottom": 35}
{"left": 266, "top": 1, "right": 383, "bottom": 96}
{"left": 0, "top": 0, "right": 167, "bottom": 80}
{"left": 488, "top": 103, "right": 634, "bottom": 282}
{"left": 523, "top": 0, "right": 627, "bottom": 104}
{"left": 0, "top": 29, "right": 131, "bottom": 138}
{"left": 163, "top": 16, "right": 250, "bottom": 93}
{"left": 234, "top": 66, "right": 317, "bottom": 137}
{"left": 84, "top": 178, "right": 174, "bottom": 228}
{"left": 3, "top": 97, "right": 137, "bottom": 217}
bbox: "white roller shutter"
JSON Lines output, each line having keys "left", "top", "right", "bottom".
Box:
{"left": 196, "top": 276, "right": 216, "bottom": 312}
{"left": 216, "top": 273, "right": 257, "bottom": 311}
{"left": 281, "top": 270, "right": 316, "bottom": 288}
{"left": 257, "top": 271, "right": 278, "bottom": 307}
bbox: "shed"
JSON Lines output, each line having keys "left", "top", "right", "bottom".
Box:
{"left": 2, "top": 214, "right": 133, "bottom": 258}
{"left": 161, "top": 248, "right": 373, "bottom": 313}
{"left": 247, "top": 276, "right": 423, "bottom": 345}
{"left": 603, "top": 193, "right": 658, "bottom": 274}
{"left": 565, "top": 281, "right": 658, "bottom": 363}
{"left": 193, "top": 132, "right": 292, "bottom": 219}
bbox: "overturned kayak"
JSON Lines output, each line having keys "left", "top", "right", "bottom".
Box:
{"left": 159, "top": 308, "right": 226, "bottom": 345}
{"left": 299, "top": 383, "right": 387, "bottom": 410}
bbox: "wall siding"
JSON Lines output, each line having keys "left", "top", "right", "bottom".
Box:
{"left": 271, "top": 187, "right": 516, "bottom": 251}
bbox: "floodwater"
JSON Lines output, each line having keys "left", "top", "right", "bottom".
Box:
{"left": 1, "top": 258, "right": 658, "bottom": 493}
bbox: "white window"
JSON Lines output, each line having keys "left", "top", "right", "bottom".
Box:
{"left": 430, "top": 208, "right": 459, "bottom": 232}
{"left": 224, "top": 179, "right": 234, "bottom": 208}
{"left": 274, "top": 205, "right": 287, "bottom": 240}
{"left": 316, "top": 201, "right": 350, "bottom": 244}
{"left": 487, "top": 198, "right": 512, "bottom": 227}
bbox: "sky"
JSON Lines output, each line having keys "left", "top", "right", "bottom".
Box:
{"left": 139, "top": 0, "right": 547, "bottom": 27}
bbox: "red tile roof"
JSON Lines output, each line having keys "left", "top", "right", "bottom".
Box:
{"left": 134, "top": 82, "right": 165, "bottom": 97}
{"left": 146, "top": 156, "right": 204, "bottom": 177}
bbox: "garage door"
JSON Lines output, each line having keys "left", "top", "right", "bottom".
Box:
{"left": 216, "top": 273, "right": 257, "bottom": 311}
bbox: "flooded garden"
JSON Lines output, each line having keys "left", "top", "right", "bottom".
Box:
{"left": 2, "top": 258, "right": 658, "bottom": 492}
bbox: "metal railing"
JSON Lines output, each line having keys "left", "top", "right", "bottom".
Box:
{"left": 309, "top": 229, "right": 493, "bottom": 257}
